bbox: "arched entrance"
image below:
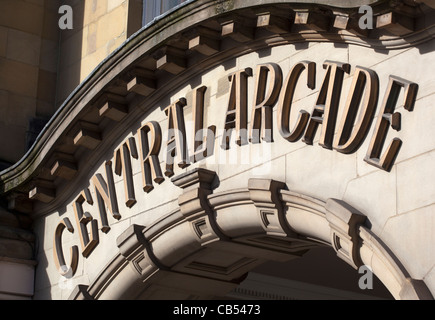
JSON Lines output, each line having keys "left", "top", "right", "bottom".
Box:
{"left": 69, "top": 169, "right": 433, "bottom": 300}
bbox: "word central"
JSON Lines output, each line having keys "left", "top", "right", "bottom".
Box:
{"left": 53, "top": 60, "right": 418, "bottom": 276}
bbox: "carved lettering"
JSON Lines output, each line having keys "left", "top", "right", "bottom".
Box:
{"left": 138, "top": 121, "right": 165, "bottom": 193}
{"left": 250, "top": 63, "right": 283, "bottom": 143}
{"left": 165, "top": 99, "right": 190, "bottom": 177}
{"left": 277, "top": 61, "right": 316, "bottom": 142}
{"left": 72, "top": 188, "right": 99, "bottom": 258}
{"left": 364, "top": 76, "right": 418, "bottom": 171}
{"left": 114, "top": 137, "right": 138, "bottom": 208}
{"left": 92, "top": 161, "right": 121, "bottom": 233}
{"left": 191, "top": 86, "right": 217, "bottom": 163}
{"left": 221, "top": 68, "right": 252, "bottom": 150}
{"left": 303, "top": 61, "right": 351, "bottom": 149}
{"left": 53, "top": 218, "right": 78, "bottom": 277}
{"left": 54, "top": 60, "right": 420, "bottom": 275}
{"left": 334, "top": 66, "right": 379, "bottom": 154}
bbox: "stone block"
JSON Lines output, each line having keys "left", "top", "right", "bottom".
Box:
{"left": 37, "top": 70, "right": 57, "bottom": 103}
{"left": 397, "top": 151, "right": 435, "bottom": 215}
{"left": 0, "top": 26, "right": 7, "bottom": 57}
{"left": 3, "top": 93, "right": 36, "bottom": 127}
{"left": 95, "top": 5, "right": 127, "bottom": 49}
{"left": 343, "top": 169, "right": 396, "bottom": 235}
{"left": 382, "top": 204, "right": 435, "bottom": 280}
{"left": 376, "top": 12, "right": 414, "bottom": 36}
{"left": 41, "top": 9, "right": 60, "bottom": 42}
{"left": 0, "top": 0, "right": 44, "bottom": 35}
{"left": 74, "top": 128, "right": 102, "bottom": 150}
{"left": 29, "top": 185, "right": 56, "bottom": 204}
{"left": 0, "top": 125, "right": 27, "bottom": 163}
{"left": 0, "top": 58, "right": 39, "bottom": 98}
{"left": 51, "top": 159, "right": 78, "bottom": 181}
{"left": 84, "top": 0, "right": 108, "bottom": 26}
{"left": 108, "top": 0, "right": 126, "bottom": 12}
{"left": 285, "top": 144, "right": 357, "bottom": 201}
{"left": 39, "top": 39, "right": 59, "bottom": 73}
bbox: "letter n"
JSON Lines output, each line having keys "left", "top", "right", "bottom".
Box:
{"left": 92, "top": 161, "right": 121, "bottom": 233}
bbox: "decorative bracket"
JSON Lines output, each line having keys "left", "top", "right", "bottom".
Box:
{"left": 172, "top": 168, "right": 227, "bottom": 245}
{"left": 116, "top": 224, "right": 166, "bottom": 279}
{"left": 248, "top": 179, "right": 294, "bottom": 237}
{"left": 172, "top": 168, "right": 217, "bottom": 218}
{"left": 325, "top": 199, "right": 367, "bottom": 269}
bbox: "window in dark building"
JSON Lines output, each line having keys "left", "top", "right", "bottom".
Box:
{"left": 142, "top": 0, "right": 190, "bottom": 26}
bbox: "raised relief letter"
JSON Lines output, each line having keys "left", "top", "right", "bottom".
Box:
{"left": 138, "top": 121, "right": 164, "bottom": 193}
{"left": 221, "top": 68, "right": 252, "bottom": 150}
{"left": 53, "top": 218, "right": 79, "bottom": 277}
{"left": 250, "top": 63, "right": 283, "bottom": 143}
{"left": 277, "top": 61, "right": 316, "bottom": 142}
{"left": 364, "top": 76, "right": 418, "bottom": 172}
{"left": 92, "top": 161, "right": 121, "bottom": 233}
{"left": 191, "top": 86, "right": 217, "bottom": 163}
{"left": 303, "top": 61, "right": 351, "bottom": 149}
{"left": 73, "top": 189, "right": 99, "bottom": 258}
{"left": 114, "top": 137, "right": 139, "bottom": 208}
{"left": 165, "top": 99, "right": 190, "bottom": 177}
{"left": 334, "top": 66, "right": 379, "bottom": 154}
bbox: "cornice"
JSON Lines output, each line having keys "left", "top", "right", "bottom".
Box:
{"left": 1, "top": 0, "right": 435, "bottom": 213}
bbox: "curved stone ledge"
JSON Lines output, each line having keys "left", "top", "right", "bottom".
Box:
{"left": 69, "top": 174, "right": 433, "bottom": 300}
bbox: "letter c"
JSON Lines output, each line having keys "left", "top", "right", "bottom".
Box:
{"left": 277, "top": 61, "right": 316, "bottom": 142}
{"left": 53, "top": 218, "right": 79, "bottom": 277}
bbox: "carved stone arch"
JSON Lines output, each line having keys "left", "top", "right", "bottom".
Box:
{"left": 70, "top": 169, "right": 433, "bottom": 300}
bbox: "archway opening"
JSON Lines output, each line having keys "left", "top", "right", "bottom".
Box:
{"left": 232, "top": 246, "right": 394, "bottom": 300}
{"left": 78, "top": 174, "right": 431, "bottom": 301}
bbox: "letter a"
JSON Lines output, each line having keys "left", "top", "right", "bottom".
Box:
{"left": 358, "top": 265, "right": 373, "bottom": 290}
{"left": 59, "top": 5, "right": 73, "bottom": 30}
{"left": 359, "top": 5, "right": 373, "bottom": 30}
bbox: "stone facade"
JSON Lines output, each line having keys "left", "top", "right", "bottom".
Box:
{"left": 0, "top": 0, "right": 434, "bottom": 300}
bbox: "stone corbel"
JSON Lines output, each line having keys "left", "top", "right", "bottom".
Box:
{"left": 248, "top": 179, "right": 294, "bottom": 237}
{"left": 153, "top": 46, "right": 187, "bottom": 75}
{"left": 116, "top": 224, "right": 164, "bottom": 279}
{"left": 325, "top": 199, "right": 367, "bottom": 269}
{"left": 172, "top": 168, "right": 226, "bottom": 245}
{"left": 172, "top": 168, "right": 216, "bottom": 218}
